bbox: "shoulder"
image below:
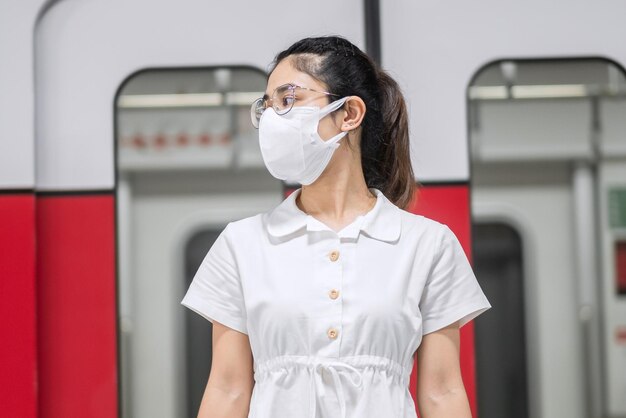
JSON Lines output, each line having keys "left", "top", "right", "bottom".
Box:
{"left": 220, "top": 192, "right": 293, "bottom": 245}
{"left": 397, "top": 209, "right": 449, "bottom": 242}
{"left": 214, "top": 214, "right": 266, "bottom": 265}
{"left": 223, "top": 213, "right": 265, "bottom": 240}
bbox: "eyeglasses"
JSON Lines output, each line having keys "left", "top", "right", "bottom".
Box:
{"left": 250, "top": 83, "right": 341, "bottom": 129}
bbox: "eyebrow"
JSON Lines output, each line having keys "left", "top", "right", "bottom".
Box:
{"left": 262, "top": 83, "right": 301, "bottom": 101}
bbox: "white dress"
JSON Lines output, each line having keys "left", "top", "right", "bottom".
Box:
{"left": 181, "top": 187, "right": 491, "bottom": 418}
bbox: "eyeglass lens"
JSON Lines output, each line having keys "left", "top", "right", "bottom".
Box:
{"left": 272, "top": 84, "right": 296, "bottom": 114}
{"left": 251, "top": 99, "right": 264, "bottom": 128}
{"left": 250, "top": 84, "right": 297, "bottom": 128}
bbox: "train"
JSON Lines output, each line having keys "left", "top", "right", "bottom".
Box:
{"left": 1, "top": 0, "right": 625, "bottom": 417}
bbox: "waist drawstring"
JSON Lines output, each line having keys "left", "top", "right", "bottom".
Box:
{"left": 308, "top": 360, "right": 364, "bottom": 418}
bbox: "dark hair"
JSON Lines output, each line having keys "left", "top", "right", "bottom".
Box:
{"left": 268, "top": 35, "right": 419, "bottom": 209}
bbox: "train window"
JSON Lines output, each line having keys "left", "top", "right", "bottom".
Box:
{"left": 114, "top": 67, "right": 278, "bottom": 418}
{"left": 468, "top": 58, "right": 626, "bottom": 418}
{"left": 116, "top": 67, "right": 266, "bottom": 171}
{"left": 468, "top": 59, "right": 626, "bottom": 161}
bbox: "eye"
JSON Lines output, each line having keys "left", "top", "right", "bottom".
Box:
{"left": 281, "top": 95, "right": 295, "bottom": 107}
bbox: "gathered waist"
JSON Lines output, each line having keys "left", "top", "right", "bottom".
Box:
{"left": 254, "top": 354, "right": 412, "bottom": 386}
{"left": 253, "top": 355, "right": 412, "bottom": 418}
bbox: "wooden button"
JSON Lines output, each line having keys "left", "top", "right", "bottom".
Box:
{"left": 329, "top": 250, "right": 340, "bottom": 262}
{"left": 327, "top": 328, "right": 339, "bottom": 339}
{"left": 328, "top": 289, "right": 340, "bottom": 300}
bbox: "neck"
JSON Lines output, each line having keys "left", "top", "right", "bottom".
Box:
{"left": 296, "top": 146, "right": 376, "bottom": 219}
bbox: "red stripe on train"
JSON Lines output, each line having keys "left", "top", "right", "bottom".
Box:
{"left": 36, "top": 194, "right": 118, "bottom": 418}
{"left": 0, "top": 194, "right": 37, "bottom": 418}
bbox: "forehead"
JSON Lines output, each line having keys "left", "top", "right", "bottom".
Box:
{"left": 265, "top": 57, "right": 327, "bottom": 96}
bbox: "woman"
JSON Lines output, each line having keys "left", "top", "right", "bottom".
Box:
{"left": 181, "top": 35, "right": 491, "bottom": 418}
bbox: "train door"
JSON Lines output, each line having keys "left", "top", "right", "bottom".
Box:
{"left": 113, "top": 62, "right": 485, "bottom": 418}
{"left": 468, "top": 58, "right": 626, "bottom": 418}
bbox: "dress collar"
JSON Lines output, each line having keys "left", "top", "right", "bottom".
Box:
{"left": 265, "top": 187, "right": 402, "bottom": 242}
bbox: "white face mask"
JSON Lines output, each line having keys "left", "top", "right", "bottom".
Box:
{"left": 258, "top": 97, "right": 349, "bottom": 185}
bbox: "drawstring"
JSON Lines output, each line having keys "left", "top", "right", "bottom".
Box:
{"left": 308, "top": 360, "right": 364, "bottom": 418}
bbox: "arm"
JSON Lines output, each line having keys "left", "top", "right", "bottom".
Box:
{"left": 416, "top": 321, "right": 472, "bottom": 418}
{"left": 196, "top": 321, "right": 254, "bottom": 418}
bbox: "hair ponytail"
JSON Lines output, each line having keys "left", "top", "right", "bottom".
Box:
{"left": 269, "top": 36, "right": 419, "bottom": 209}
{"left": 374, "top": 68, "right": 418, "bottom": 209}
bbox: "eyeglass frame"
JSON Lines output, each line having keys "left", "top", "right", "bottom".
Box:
{"left": 250, "top": 83, "right": 342, "bottom": 129}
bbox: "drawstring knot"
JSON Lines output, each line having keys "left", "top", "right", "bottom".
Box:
{"left": 308, "top": 360, "right": 364, "bottom": 418}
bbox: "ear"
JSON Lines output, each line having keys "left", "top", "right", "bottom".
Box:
{"left": 340, "top": 96, "right": 366, "bottom": 132}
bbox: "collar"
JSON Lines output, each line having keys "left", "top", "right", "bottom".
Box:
{"left": 265, "top": 187, "right": 402, "bottom": 242}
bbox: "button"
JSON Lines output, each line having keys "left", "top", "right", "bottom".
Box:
{"left": 329, "top": 250, "right": 340, "bottom": 262}
{"left": 327, "top": 328, "right": 339, "bottom": 339}
{"left": 328, "top": 289, "right": 340, "bottom": 300}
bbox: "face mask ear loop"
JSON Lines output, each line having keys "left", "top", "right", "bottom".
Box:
{"left": 318, "top": 97, "right": 349, "bottom": 119}
{"left": 315, "top": 97, "right": 349, "bottom": 149}
{"left": 326, "top": 130, "right": 348, "bottom": 149}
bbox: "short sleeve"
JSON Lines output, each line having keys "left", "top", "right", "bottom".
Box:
{"left": 420, "top": 224, "right": 491, "bottom": 335}
{"left": 181, "top": 223, "right": 248, "bottom": 334}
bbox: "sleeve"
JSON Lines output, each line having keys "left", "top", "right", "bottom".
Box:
{"left": 419, "top": 224, "right": 492, "bottom": 335}
{"left": 180, "top": 223, "right": 248, "bottom": 335}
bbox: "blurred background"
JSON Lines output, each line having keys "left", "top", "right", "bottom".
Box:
{"left": 1, "top": 1, "right": 625, "bottom": 418}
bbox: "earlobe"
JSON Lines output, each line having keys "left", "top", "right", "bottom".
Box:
{"left": 343, "top": 121, "right": 357, "bottom": 132}
{"left": 341, "top": 95, "right": 366, "bottom": 132}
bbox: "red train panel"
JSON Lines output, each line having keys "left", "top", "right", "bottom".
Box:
{"left": 36, "top": 194, "right": 118, "bottom": 418}
{"left": 0, "top": 194, "right": 37, "bottom": 418}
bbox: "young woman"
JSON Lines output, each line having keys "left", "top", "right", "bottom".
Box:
{"left": 182, "top": 35, "right": 491, "bottom": 418}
